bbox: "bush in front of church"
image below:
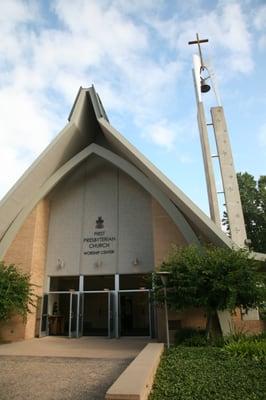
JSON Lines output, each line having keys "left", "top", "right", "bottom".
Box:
{"left": 0, "top": 262, "right": 35, "bottom": 322}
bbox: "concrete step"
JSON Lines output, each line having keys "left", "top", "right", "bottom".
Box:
{"left": 105, "top": 342, "right": 164, "bottom": 400}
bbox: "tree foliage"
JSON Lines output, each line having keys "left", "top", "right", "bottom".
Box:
{"left": 154, "top": 245, "right": 266, "bottom": 335}
{"left": 0, "top": 262, "right": 35, "bottom": 322}
{"left": 223, "top": 173, "right": 266, "bottom": 253}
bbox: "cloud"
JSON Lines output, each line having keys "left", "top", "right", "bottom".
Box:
{"left": 254, "top": 4, "right": 266, "bottom": 30}
{"left": 178, "top": 154, "right": 194, "bottom": 164}
{"left": 53, "top": 0, "right": 148, "bottom": 55}
{"left": 112, "top": 0, "right": 165, "bottom": 15}
{"left": 144, "top": 120, "right": 177, "bottom": 150}
{"left": 253, "top": 4, "right": 266, "bottom": 49}
{"left": 0, "top": 0, "right": 154, "bottom": 196}
{"left": 0, "top": 0, "right": 38, "bottom": 26}
{"left": 143, "top": 116, "right": 197, "bottom": 151}
{"left": 0, "top": 87, "right": 59, "bottom": 151}
{"left": 0, "top": 0, "right": 262, "bottom": 199}
{"left": 0, "top": 0, "right": 39, "bottom": 68}
{"left": 0, "top": 85, "right": 61, "bottom": 196}
{"left": 146, "top": 2, "right": 254, "bottom": 75}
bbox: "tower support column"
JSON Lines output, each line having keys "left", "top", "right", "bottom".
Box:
{"left": 197, "top": 102, "right": 220, "bottom": 225}
{"left": 211, "top": 107, "right": 247, "bottom": 247}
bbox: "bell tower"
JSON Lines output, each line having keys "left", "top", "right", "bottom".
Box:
{"left": 189, "top": 34, "right": 247, "bottom": 248}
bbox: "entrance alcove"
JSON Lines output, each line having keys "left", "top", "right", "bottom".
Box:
{"left": 41, "top": 273, "right": 153, "bottom": 338}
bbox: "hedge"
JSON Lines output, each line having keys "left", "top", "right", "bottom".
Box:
{"left": 149, "top": 347, "right": 266, "bottom": 400}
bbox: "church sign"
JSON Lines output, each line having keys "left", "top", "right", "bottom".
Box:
{"left": 83, "top": 216, "right": 116, "bottom": 256}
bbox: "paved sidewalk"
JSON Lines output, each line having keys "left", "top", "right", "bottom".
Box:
{"left": 0, "top": 337, "right": 150, "bottom": 400}
{"left": 0, "top": 336, "right": 149, "bottom": 358}
{"left": 0, "top": 356, "right": 130, "bottom": 400}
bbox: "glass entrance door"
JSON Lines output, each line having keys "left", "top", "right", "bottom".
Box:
{"left": 40, "top": 292, "right": 79, "bottom": 338}
{"left": 119, "top": 290, "right": 151, "bottom": 336}
{"left": 108, "top": 291, "right": 115, "bottom": 338}
{"left": 79, "top": 293, "right": 84, "bottom": 337}
{"left": 69, "top": 292, "right": 79, "bottom": 338}
{"left": 82, "top": 291, "right": 109, "bottom": 336}
{"left": 39, "top": 294, "right": 49, "bottom": 337}
{"left": 41, "top": 275, "right": 153, "bottom": 339}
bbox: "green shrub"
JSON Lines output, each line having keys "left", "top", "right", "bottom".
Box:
{"left": 182, "top": 334, "right": 208, "bottom": 347}
{"left": 224, "top": 331, "right": 266, "bottom": 344}
{"left": 224, "top": 339, "right": 266, "bottom": 361}
{"left": 175, "top": 328, "right": 225, "bottom": 347}
{"left": 259, "top": 303, "right": 266, "bottom": 320}
{"left": 208, "top": 335, "right": 225, "bottom": 347}
{"left": 0, "top": 262, "right": 35, "bottom": 322}
{"left": 174, "top": 327, "right": 266, "bottom": 349}
{"left": 255, "top": 331, "right": 266, "bottom": 340}
{"left": 245, "top": 331, "right": 266, "bottom": 341}
{"left": 149, "top": 347, "right": 266, "bottom": 400}
{"left": 155, "top": 245, "right": 266, "bottom": 340}
{"left": 224, "top": 331, "right": 250, "bottom": 344}
{"left": 175, "top": 328, "right": 206, "bottom": 345}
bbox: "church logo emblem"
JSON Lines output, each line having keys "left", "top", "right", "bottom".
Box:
{"left": 96, "top": 216, "right": 104, "bottom": 229}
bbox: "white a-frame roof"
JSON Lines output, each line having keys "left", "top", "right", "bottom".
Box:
{"left": 0, "top": 86, "right": 233, "bottom": 258}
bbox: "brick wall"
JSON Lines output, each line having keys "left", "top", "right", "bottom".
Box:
{"left": 1, "top": 200, "right": 49, "bottom": 341}
{"left": 232, "top": 308, "right": 265, "bottom": 335}
{"left": 152, "top": 199, "right": 187, "bottom": 268}
{"left": 156, "top": 306, "right": 207, "bottom": 343}
{"left": 152, "top": 199, "right": 199, "bottom": 342}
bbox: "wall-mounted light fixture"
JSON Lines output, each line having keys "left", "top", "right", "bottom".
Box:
{"left": 94, "top": 261, "right": 103, "bottom": 268}
{"left": 132, "top": 257, "right": 140, "bottom": 267}
{"left": 56, "top": 258, "right": 65, "bottom": 270}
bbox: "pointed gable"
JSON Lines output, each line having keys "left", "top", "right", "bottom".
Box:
{"left": 0, "top": 86, "right": 233, "bottom": 258}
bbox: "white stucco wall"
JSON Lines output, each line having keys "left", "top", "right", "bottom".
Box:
{"left": 45, "top": 156, "right": 154, "bottom": 276}
{"left": 46, "top": 163, "right": 85, "bottom": 276}
{"left": 118, "top": 171, "right": 154, "bottom": 273}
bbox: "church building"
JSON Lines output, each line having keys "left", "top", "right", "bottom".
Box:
{"left": 0, "top": 87, "right": 262, "bottom": 342}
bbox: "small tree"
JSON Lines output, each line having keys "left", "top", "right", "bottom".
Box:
{"left": 223, "top": 173, "right": 266, "bottom": 253}
{"left": 154, "top": 245, "right": 266, "bottom": 337}
{"left": 0, "top": 262, "right": 35, "bottom": 322}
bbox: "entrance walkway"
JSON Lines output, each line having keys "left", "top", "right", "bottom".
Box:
{"left": 0, "top": 337, "right": 151, "bottom": 400}
{"left": 0, "top": 356, "right": 129, "bottom": 400}
{"left": 0, "top": 336, "right": 149, "bottom": 358}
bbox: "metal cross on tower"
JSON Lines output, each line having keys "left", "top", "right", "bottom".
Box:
{"left": 188, "top": 33, "right": 209, "bottom": 70}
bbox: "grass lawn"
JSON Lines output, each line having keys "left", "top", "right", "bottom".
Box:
{"left": 149, "top": 346, "right": 266, "bottom": 400}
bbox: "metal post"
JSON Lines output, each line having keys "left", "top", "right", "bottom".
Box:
{"left": 114, "top": 273, "right": 119, "bottom": 338}
{"left": 69, "top": 293, "right": 72, "bottom": 338}
{"left": 79, "top": 275, "right": 84, "bottom": 292}
{"left": 164, "top": 285, "right": 170, "bottom": 349}
{"left": 157, "top": 271, "right": 171, "bottom": 348}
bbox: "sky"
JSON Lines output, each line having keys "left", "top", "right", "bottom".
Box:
{"left": 0, "top": 0, "right": 265, "bottom": 219}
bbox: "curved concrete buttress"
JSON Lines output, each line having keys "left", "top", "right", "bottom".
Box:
{"left": 0, "top": 144, "right": 199, "bottom": 258}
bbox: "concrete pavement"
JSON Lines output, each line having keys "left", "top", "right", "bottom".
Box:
{"left": 0, "top": 336, "right": 149, "bottom": 359}
{"left": 0, "top": 356, "right": 130, "bottom": 400}
{"left": 0, "top": 337, "right": 152, "bottom": 400}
